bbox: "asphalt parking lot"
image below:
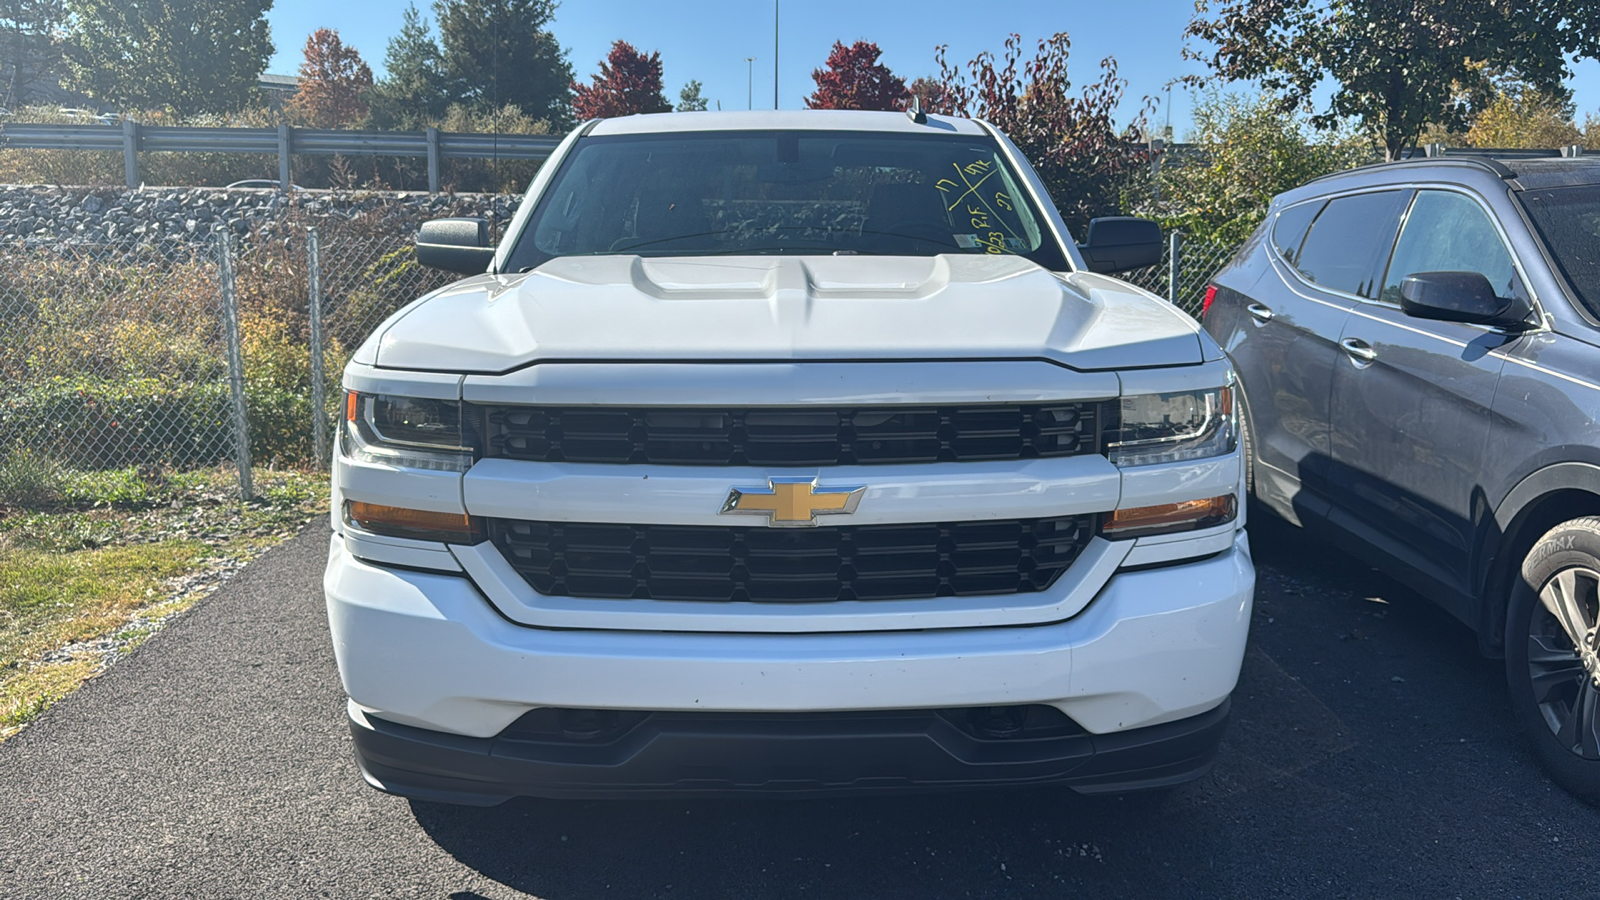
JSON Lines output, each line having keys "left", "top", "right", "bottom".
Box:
{"left": 2, "top": 518, "right": 1598, "bottom": 899}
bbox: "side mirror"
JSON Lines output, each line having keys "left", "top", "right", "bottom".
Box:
{"left": 1399, "top": 271, "right": 1531, "bottom": 330}
{"left": 1077, "top": 217, "right": 1162, "bottom": 274}
{"left": 417, "top": 218, "right": 495, "bottom": 275}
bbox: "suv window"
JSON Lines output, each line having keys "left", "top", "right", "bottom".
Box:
{"left": 1519, "top": 185, "right": 1600, "bottom": 317}
{"left": 503, "top": 130, "right": 1070, "bottom": 272}
{"left": 1380, "top": 190, "right": 1528, "bottom": 305}
{"left": 1271, "top": 201, "right": 1323, "bottom": 264}
{"left": 1293, "top": 191, "right": 1408, "bottom": 297}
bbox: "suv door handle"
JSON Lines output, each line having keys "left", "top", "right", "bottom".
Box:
{"left": 1341, "top": 337, "right": 1377, "bottom": 363}
{"left": 1246, "top": 303, "right": 1274, "bottom": 323}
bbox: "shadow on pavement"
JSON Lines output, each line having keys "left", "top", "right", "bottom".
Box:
{"left": 412, "top": 787, "right": 1197, "bottom": 898}
{"left": 408, "top": 518, "right": 1600, "bottom": 899}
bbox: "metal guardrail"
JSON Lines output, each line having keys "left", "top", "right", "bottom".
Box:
{"left": 0, "top": 121, "right": 562, "bottom": 192}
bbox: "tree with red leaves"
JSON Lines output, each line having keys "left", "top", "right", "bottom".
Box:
{"left": 805, "top": 40, "right": 907, "bottom": 111}
{"left": 931, "top": 33, "right": 1150, "bottom": 232}
{"left": 571, "top": 40, "right": 672, "bottom": 119}
{"left": 907, "top": 76, "right": 953, "bottom": 114}
{"left": 289, "top": 28, "right": 374, "bottom": 128}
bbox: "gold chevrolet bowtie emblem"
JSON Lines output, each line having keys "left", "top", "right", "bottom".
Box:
{"left": 720, "top": 478, "right": 866, "bottom": 527}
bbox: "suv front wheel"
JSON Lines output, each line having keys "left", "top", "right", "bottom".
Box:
{"left": 1506, "top": 518, "right": 1600, "bottom": 802}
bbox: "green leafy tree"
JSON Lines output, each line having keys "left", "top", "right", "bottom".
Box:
{"left": 1150, "top": 91, "right": 1373, "bottom": 245}
{"left": 931, "top": 33, "right": 1150, "bottom": 233}
{"left": 677, "top": 79, "right": 707, "bottom": 112}
{"left": 63, "top": 0, "right": 272, "bottom": 116}
{"left": 435, "top": 0, "right": 572, "bottom": 126}
{"left": 369, "top": 3, "right": 448, "bottom": 129}
{"left": 1185, "top": 0, "right": 1600, "bottom": 160}
{"left": 0, "top": 0, "right": 65, "bottom": 108}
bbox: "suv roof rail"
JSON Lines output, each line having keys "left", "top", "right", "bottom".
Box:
{"left": 1305, "top": 154, "right": 1519, "bottom": 186}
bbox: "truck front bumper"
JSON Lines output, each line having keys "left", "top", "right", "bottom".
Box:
{"left": 348, "top": 696, "right": 1232, "bottom": 805}
{"left": 324, "top": 530, "right": 1253, "bottom": 802}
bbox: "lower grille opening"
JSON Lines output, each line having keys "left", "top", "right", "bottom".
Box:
{"left": 486, "top": 515, "right": 1096, "bottom": 604}
{"left": 498, "top": 705, "right": 1087, "bottom": 745}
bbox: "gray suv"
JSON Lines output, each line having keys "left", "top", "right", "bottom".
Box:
{"left": 1204, "top": 155, "right": 1600, "bottom": 801}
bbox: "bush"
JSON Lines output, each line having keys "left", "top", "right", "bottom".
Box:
{"left": 1139, "top": 91, "right": 1374, "bottom": 246}
{"left": 0, "top": 376, "right": 232, "bottom": 469}
{"left": 0, "top": 246, "right": 221, "bottom": 385}
{"left": 0, "top": 450, "right": 65, "bottom": 508}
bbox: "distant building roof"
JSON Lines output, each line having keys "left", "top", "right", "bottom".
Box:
{"left": 259, "top": 74, "right": 299, "bottom": 91}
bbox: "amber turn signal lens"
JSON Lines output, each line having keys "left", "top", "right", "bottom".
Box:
{"left": 345, "top": 501, "right": 479, "bottom": 542}
{"left": 1102, "top": 494, "right": 1237, "bottom": 539}
{"left": 345, "top": 390, "right": 359, "bottom": 422}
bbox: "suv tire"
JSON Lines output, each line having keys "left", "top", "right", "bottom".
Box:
{"left": 1506, "top": 518, "right": 1600, "bottom": 803}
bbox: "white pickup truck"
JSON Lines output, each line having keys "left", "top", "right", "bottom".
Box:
{"left": 323, "top": 110, "right": 1254, "bottom": 805}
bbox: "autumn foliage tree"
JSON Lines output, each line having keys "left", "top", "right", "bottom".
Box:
{"left": 930, "top": 33, "right": 1150, "bottom": 233}
{"left": 1467, "top": 83, "right": 1582, "bottom": 149}
{"left": 907, "top": 76, "right": 953, "bottom": 114}
{"left": 289, "top": 29, "right": 374, "bottom": 128}
{"left": 805, "top": 40, "right": 907, "bottom": 110}
{"left": 571, "top": 40, "right": 672, "bottom": 119}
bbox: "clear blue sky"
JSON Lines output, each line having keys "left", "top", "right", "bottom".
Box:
{"left": 265, "top": 0, "right": 1600, "bottom": 139}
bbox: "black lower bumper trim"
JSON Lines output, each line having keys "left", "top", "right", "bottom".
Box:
{"left": 350, "top": 699, "right": 1231, "bottom": 805}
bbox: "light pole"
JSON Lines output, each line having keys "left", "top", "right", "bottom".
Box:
{"left": 1164, "top": 85, "right": 1173, "bottom": 142}
{"left": 773, "top": 0, "right": 780, "bottom": 110}
{"left": 747, "top": 57, "right": 756, "bottom": 110}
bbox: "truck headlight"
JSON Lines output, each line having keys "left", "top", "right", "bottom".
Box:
{"left": 341, "top": 391, "right": 476, "bottom": 472}
{"left": 1109, "top": 385, "right": 1236, "bottom": 467}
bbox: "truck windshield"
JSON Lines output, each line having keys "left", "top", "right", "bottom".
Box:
{"left": 503, "top": 129, "right": 1069, "bottom": 271}
{"left": 1520, "top": 185, "right": 1600, "bottom": 316}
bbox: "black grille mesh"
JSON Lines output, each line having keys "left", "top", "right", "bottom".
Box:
{"left": 487, "top": 515, "right": 1095, "bottom": 603}
{"left": 477, "top": 403, "right": 1105, "bottom": 466}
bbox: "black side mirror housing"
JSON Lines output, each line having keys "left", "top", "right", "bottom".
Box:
{"left": 1077, "top": 217, "right": 1163, "bottom": 274}
{"left": 417, "top": 218, "right": 495, "bottom": 275}
{"left": 1399, "top": 271, "right": 1532, "bottom": 331}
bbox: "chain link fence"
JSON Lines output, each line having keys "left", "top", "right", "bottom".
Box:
{"left": 1120, "top": 235, "right": 1244, "bottom": 317}
{"left": 0, "top": 236, "right": 241, "bottom": 492}
{"left": 305, "top": 224, "right": 469, "bottom": 465}
{"left": 0, "top": 220, "right": 1244, "bottom": 502}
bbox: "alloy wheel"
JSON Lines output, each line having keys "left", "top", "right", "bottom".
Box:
{"left": 1528, "top": 566, "right": 1600, "bottom": 760}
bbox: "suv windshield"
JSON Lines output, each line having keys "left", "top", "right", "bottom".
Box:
{"left": 503, "top": 129, "right": 1068, "bottom": 272}
{"left": 1520, "top": 185, "right": 1600, "bottom": 316}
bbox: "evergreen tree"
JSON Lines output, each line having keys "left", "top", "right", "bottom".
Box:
{"left": 63, "top": 0, "right": 272, "bottom": 116}
{"left": 434, "top": 0, "right": 572, "bottom": 126}
{"left": 369, "top": 3, "right": 447, "bottom": 129}
{"left": 677, "top": 79, "right": 707, "bottom": 112}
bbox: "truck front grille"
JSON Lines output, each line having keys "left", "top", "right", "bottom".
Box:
{"left": 475, "top": 403, "right": 1106, "bottom": 466}
{"left": 486, "top": 515, "right": 1096, "bottom": 603}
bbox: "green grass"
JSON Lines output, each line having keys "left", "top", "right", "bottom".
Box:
{"left": 0, "top": 465, "right": 327, "bottom": 738}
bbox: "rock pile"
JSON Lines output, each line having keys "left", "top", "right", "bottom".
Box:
{"left": 0, "top": 185, "right": 521, "bottom": 249}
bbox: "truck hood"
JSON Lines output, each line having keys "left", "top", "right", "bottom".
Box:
{"left": 370, "top": 254, "right": 1204, "bottom": 373}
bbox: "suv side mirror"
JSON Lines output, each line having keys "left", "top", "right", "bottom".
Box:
{"left": 1399, "top": 271, "right": 1532, "bottom": 331}
{"left": 417, "top": 218, "right": 495, "bottom": 275}
{"left": 1077, "top": 217, "right": 1163, "bottom": 274}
